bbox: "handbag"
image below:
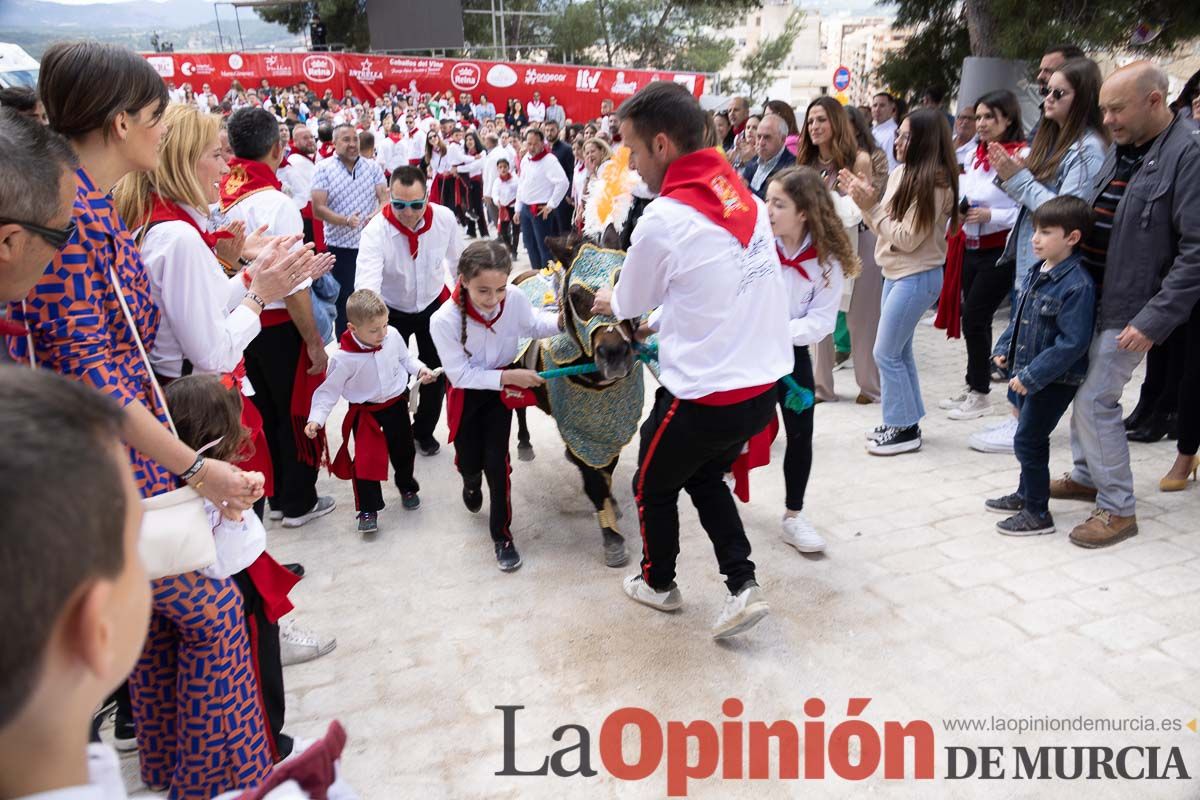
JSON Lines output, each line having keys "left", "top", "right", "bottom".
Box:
{"left": 22, "top": 266, "right": 218, "bottom": 580}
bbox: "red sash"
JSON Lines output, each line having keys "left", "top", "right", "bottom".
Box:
{"left": 730, "top": 415, "right": 779, "bottom": 503}
{"left": 144, "top": 194, "right": 234, "bottom": 251}
{"left": 776, "top": 241, "right": 818, "bottom": 282}
{"left": 219, "top": 158, "right": 283, "bottom": 213}
{"left": 244, "top": 551, "right": 301, "bottom": 625}
{"left": 382, "top": 203, "right": 434, "bottom": 258}
{"left": 445, "top": 381, "right": 465, "bottom": 443}
{"left": 430, "top": 174, "right": 444, "bottom": 206}
{"left": 659, "top": 148, "right": 757, "bottom": 247}
{"left": 331, "top": 394, "right": 405, "bottom": 483}
{"left": 935, "top": 229, "right": 966, "bottom": 339}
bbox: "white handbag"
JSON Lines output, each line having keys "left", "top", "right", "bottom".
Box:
{"left": 23, "top": 266, "right": 218, "bottom": 580}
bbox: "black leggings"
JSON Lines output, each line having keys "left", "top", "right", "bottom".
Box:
{"left": 1174, "top": 302, "right": 1200, "bottom": 457}
{"left": 454, "top": 389, "right": 514, "bottom": 543}
{"left": 960, "top": 245, "right": 1013, "bottom": 393}
{"left": 778, "top": 346, "right": 815, "bottom": 512}
{"left": 465, "top": 178, "right": 489, "bottom": 238}
{"left": 387, "top": 298, "right": 446, "bottom": 442}
{"left": 352, "top": 400, "right": 419, "bottom": 513}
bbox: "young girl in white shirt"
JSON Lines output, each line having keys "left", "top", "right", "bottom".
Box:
{"left": 430, "top": 241, "right": 562, "bottom": 571}
{"left": 765, "top": 167, "right": 861, "bottom": 553}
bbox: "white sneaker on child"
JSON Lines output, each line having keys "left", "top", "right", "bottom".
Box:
{"left": 781, "top": 513, "right": 826, "bottom": 553}
{"left": 939, "top": 386, "right": 970, "bottom": 410}
{"left": 969, "top": 417, "right": 1018, "bottom": 454}
{"left": 947, "top": 390, "right": 992, "bottom": 420}
{"left": 712, "top": 582, "right": 770, "bottom": 639}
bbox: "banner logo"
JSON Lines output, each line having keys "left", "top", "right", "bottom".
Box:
{"left": 576, "top": 69, "right": 601, "bottom": 93}
{"left": 228, "top": 53, "right": 244, "bottom": 70}
{"left": 451, "top": 62, "right": 481, "bottom": 91}
{"left": 486, "top": 63, "right": 518, "bottom": 88}
{"left": 146, "top": 56, "right": 175, "bottom": 78}
{"left": 302, "top": 54, "right": 336, "bottom": 83}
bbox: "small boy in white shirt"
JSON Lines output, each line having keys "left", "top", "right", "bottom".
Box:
{"left": 306, "top": 289, "right": 436, "bottom": 534}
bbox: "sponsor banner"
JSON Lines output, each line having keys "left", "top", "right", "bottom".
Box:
{"left": 141, "top": 52, "right": 705, "bottom": 122}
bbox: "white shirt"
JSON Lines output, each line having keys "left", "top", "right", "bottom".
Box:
{"left": 278, "top": 151, "right": 317, "bottom": 210}
{"left": 955, "top": 135, "right": 978, "bottom": 169}
{"left": 308, "top": 327, "right": 425, "bottom": 426}
{"left": 382, "top": 135, "right": 409, "bottom": 172}
{"left": 214, "top": 185, "right": 311, "bottom": 310}
{"left": 482, "top": 146, "right": 509, "bottom": 193}
{"left": 778, "top": 235, "right": 844, "bottom": 347}
{"left": 873, "top": 118, "right": 899, "bottom": 173}
{"left": 440, "top": 141, "right": 466, "bottom": 175}
{"left": 491, "top": 174, "right": 518, "bottom": 207}
{"left": 139, "top": 209, "right": 261, "bottom": 379}
{"left": 610, "top": 195, "right": 792, "bottom": 399}
{"left": 572, "top": 162, "right": 589, "bottom": 209}
{"left": 196, "top": 91, "right": 216, "bottom": 112}
{"left": 355, "top": 204, "right": 463, "bottom": 313}
{"left": 959, "top": 145, "right": 1026, "bottom": 242}
{"left": 407, "top": 128, "right": 427, "bottom": 163}
{"left": 458, "top": 151, "right": 485, "bottom": 178}
{"left": 526, "top": 100, "right": 546, "bottom": 122}
{"left": 201, "top": 499, "right": 266, "bottom": 580}
{"left": 431, "top": 288, "right": 561, "bottom": 390}
{"left": 516, "top": 153, "right": 569, "bottom": 212}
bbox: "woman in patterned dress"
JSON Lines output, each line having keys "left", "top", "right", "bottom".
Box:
{"left": 13, "top": 42, "right": 273, "bottom": 798}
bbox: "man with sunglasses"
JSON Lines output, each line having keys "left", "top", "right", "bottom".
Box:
{"left": 355, "top": 166, "right": 465, "bottom": 456}
{"left": 0, "top": 108, "right": 78, "bottom": 304}
{"left": 1029, "top": 43, "right": 1085, "bottom": 140}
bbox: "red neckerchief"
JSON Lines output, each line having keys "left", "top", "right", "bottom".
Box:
{"left": 973, "top": 139, "right": 1025, "bottom": 172}
{"left": 409, "top": 127, "right": 420, "bottom": 137}
{"left": 382, "top": 203, "right": 434, "bottom": 258}
{"left": 451, "top": 280, "right": 505, "bottom": 330}
{"left": 146, "top": 193, "right": 234, "bottom": 252}
{"left": 388, "top": 132, "right": 403, "bottom": 143}
{"left": 659, "top": 147, "right": 757, "bottom": 247}
{"left": 498, "top": 173, "right": 513, "bottom": 183}
{"left": 776, "top": 240, "right": 818, "bottom": 282}
{"left": 339, "top": 329, "right": 382, "bottom": 353}
{"left": 528, "top": 146, "right": 550, "bottom": 162}
{"left": 318, "top": 142, "right": 335, "bottom": 159}
{"left": 219, "top": 157, "right": 283, "bottom": 212}
{"left": 733, "top": 120, "right": 747, "bottom": 135}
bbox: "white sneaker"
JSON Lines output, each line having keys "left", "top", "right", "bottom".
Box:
{"left": 947, "top": 390, "right": 992, "bottom": 420}
{"left": 267, "top": 509, "right": 284, "bottom": 521}
{"left": 968, "top": 417, "right": 1018, "bottom": 453}
{"left": 712, "top": 582, "right": 770, "bottom": 639}
{"left": 939, "top": 387, "right": 969, "bottom": 410}
{"left": 622, "top": 574, "right": 682, "bottom": 611}
{"left": 281, "top": 496, "right": 336, "bottom": 528}
{"left": 280, "top": 619, "right": 337, "bottom": 666}
{"left": 782, "top": 512, "right": 826, "bottom": 553}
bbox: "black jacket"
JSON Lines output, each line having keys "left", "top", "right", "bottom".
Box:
{"left": 741, "top": 148, "right": 797, "bottom": 199}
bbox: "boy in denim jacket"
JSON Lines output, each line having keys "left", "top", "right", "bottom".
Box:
{"left": 986, "top": 196, "right": 1096, "bottom": 535}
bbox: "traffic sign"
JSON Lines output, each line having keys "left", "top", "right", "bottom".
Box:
{"left": 833, "top": 65, "right": 852, "bottom": 92}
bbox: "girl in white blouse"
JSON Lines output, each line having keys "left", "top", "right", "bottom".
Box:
{"left": 430, "top": 241, "right": 562, "bottom": 572}
{"left": 766, "top": 167, "right": 861, "bottom": 555}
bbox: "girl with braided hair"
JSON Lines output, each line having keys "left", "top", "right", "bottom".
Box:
{"left": 430, "top": 241, "right": 563, "bottom": 571}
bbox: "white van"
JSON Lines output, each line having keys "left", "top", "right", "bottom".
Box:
{"left": 0, "top": 43, "right": 39, "bottom": 90}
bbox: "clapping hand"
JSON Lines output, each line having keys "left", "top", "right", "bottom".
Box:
{"left": 214, "top": 219, "right": 246, "bottom": 266}
{"left": 836, "top": 168, "right": 874, "bottom": 211}
{"left": 987, "top": 142, "right": 1025, "bottom": 182}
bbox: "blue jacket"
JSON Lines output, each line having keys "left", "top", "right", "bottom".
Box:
{"left": 741, "top": 148, "right": 797, "bottom": 199}
{"left": 993, "top": 251, "right": 1096, "bottom": 395}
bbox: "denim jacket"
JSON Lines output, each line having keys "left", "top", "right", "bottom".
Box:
{"left": 997, "top": 131, "right": 1107, "bottom": 288}
{"left": 993, "top": 251, "right": 1096, "bottom": 395}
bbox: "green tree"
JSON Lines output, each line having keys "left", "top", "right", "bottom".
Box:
{"left": 876, "top": 0, "right": 1200, "bottom": 100}
{"left": 255, "top": 0, "right": 369, "bottom": 52}
{"left": 736, "top": 9, "right": 804, "bottom": 104}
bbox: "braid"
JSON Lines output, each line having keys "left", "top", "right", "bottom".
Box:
{"left": 459, "top": 287, "right": 472, "bottom": 358}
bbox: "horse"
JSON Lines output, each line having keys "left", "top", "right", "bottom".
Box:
{"left": 511, "top": 228, "right": 647, "bottom": 569}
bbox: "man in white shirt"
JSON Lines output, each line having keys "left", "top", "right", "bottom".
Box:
{"left": 871, "top": 92, "right": 900, "bottom": 172}
{"left": 591, "top": 81, "right": 792, "bottom": 640}
{"left": 219, "top": 107, "right": 335, "bottom": 528}
{"left": 197, "top": 82, "right": 216, "bottom": 113}
{"left": 278, "top": 123, "right": 321, "bottom": 246}
{"left": 355, "top": 166, "right": 464, "bottom": 455}
{"left": 526, "top": 91, "right": 547, "bottom": 123}
{"left": 516, "top": 127, "right": 569, "bottom": 269}
{"left": 953, "top": 110, "right": 977, "bottom": 169}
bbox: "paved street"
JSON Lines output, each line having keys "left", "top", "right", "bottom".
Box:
{"left": 121, "top": 288, "right": 1200, "bottom": 798}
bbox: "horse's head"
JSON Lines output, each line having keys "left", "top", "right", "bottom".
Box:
{"left": 546, "top": 232, "right": 637, "bottom": 382}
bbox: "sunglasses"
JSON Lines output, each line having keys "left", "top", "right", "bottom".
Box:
{"left": 0, "top": 217, "right": 75, "bottom": 249}
{"left": 390, "top": 199, "right": 427, "bottom": 211}
{"left": 1039, "top": 87, "right": 1071, "bottom": 100}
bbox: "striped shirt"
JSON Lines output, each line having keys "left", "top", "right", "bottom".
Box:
{"left": 1080, "top": 140, "right": 1153, "bottom": 288}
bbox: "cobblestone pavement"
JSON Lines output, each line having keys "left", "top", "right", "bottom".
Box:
{"left": 120, "top": 261, "right": 1200, "bottom": 798}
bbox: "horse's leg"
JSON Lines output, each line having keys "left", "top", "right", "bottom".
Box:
{"left": 565, "top": 448, "right": 627, "bottom": 568}
{"left": 516, "top": 407, "right": 534, "bottom": 461}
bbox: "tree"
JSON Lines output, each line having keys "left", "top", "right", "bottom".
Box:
{"left": 876, "top": 0, "right": 1200, "bottom": 101}
{"left": 255, "top": 0, "right": 369, "bottom": 52}
{"left": 736, "top": 9, "right": 804, "bottom": 104}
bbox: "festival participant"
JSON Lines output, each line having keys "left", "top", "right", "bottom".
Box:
{"left": 591, "top": 82, "right": 792, "bottom": 639}
{"left": 457, "top": 131, "right": 490, "bottom": 239}
{"left": 316, "top": 122, "right": 335, "bottom": 160}
{"left": 544, "top": 119, "right": 575, "bottom": 233}
{"left": 218, "top": 107, "right": 337, "bottom": 528}
{"left": 278, "top": 123, "right": 323, "bottom": 247}
{"left": 311, "top": 122, "right": 388, "bottom": 335}
{"left": 516, "top": 128, "right": 569, "bottom": 270}
{"left": 306, "top": 289, "right": 436, "bottom": 534}
{"left": 491, "top": 157, "right": 520, "bottom": 254}
{"left": 724, "top": 95, "right": 749, "bottom": 151}
{"left": 0, "top": 109, "right": 77, "bottom": 302}
{"left": 356, "top": 166, "right": 463, "bottom": 457}
{"left": 430, "top": 241, "right": 562, "bottom": 571}
{"left": 527, "top": 91, "right": 547, "bottom": 123}
{"left": 766, "top": 166, "right": 860, "bottom": 553}
{"left": 840, "top": 109, "right": 958, "bottom": 456}
{"left": 17, "top": 41, "right": 270, "bottom": 797}
{"left": 871, "top": 92, "right": 900, "bottom": 171}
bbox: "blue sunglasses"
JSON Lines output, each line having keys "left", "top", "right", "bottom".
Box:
{"left": 390, "top": 199, "right": 427, "bottom": 211}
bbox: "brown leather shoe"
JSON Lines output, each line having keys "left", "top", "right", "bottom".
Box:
{"left": 1069, "top": 508, "right": 1139, "bottom": 549}
{"left": 1048, "top": 473, "right": 1098, "bottom": 501}
{"left": 855, "top": 392, "right": 874, "bottom": 405}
